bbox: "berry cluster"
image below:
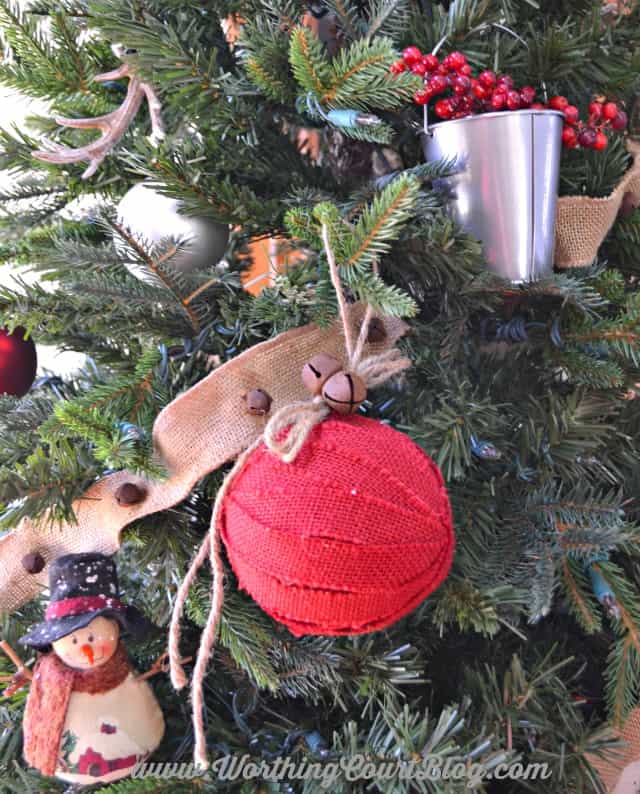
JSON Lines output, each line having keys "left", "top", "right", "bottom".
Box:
{"left": 392, "top": 47, "right": 538, "bottom": 120}
{"left": 555, "top": 97, "right": 627, "bottom": 151}
{"left": 391, "top": 46, "right": 628, "bottom": 150}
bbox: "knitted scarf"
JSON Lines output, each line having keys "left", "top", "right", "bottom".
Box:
{"left": 23, "top": 642, "right": 131, "bottom": 776}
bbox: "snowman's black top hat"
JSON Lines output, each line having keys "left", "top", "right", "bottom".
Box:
{"left": 19, "top": 553, "right": 155, "bottom": 650}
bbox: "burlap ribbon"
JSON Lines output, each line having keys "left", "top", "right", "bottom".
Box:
{"left": 0, "top": 305, "right": 407, "bottom": 615}
{"left": 555, "top": 140, "right": 640, "bottom": 269}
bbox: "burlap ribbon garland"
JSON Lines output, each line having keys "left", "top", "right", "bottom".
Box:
{"left": 0, "top": 305, "right": 407, "bottom": 615}
{"left": 555, "top": 140, "right": 640, "bottom": 269}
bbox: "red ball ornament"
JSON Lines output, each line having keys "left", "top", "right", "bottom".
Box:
{"left": 219, "top": 416, "right": 454, "bottom": 636}
{"left": 402, "top": 46, "right": 422, "bottom": 66}
{"left": 0, "top": 327, "right": 37, "bottom": 397}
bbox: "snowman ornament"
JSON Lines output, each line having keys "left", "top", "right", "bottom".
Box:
{"left": 16, "top": 553, "right": 165, "bottom": 785}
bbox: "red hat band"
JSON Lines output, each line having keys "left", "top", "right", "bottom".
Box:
{"left": 46, "top": 595, "right": 125, "bottom": 621}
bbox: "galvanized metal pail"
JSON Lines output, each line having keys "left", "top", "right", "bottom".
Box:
{"left": 422, "top": 109, "right": 564, "bottom": 282}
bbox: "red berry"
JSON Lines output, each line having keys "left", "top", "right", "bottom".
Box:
{"left": 452, "top": 75, "right": 471, "bottom": 95}
{"left": 447, "top": 51, "right": 467, "bottom": 70}
{"left": 530, "top": 102, "right": 546, "bottom": 110}
{"left": 602, "top": 102, "right": 618, "bottom": 120}
{"left": 593, "top": 131, "right": 608, "bottom": 150}
{"left": 459, "top": 63, "right": 472, "bottom": 76}
{"left": 490, "top": 90, "right": 507, "bottom": 111}
{"left": 561, "top": 126, "right": 578, "bottom": 148}
{"left": 428, "top": 74, "right": 449, "bottom": 95}
{"left": 472, "top": 80, "right": 488, "bottom": 100}
{"left": 414, "top": 88, "right": 431, "bottom": 106}
{"left": 436, "top": 63, "right": 449, "bottom": 75}
{"left": 411, "top": 61, "right": 428, "bottom": 76}
{"left": 578, "top": 128, "right": 596, "bottom": 148}
{"left": 479, "top": 70, "right": 497, "bottom": 88}
{"left": 588, "top": 101, "right": 603, "bottom": 121}
{"left": 402, "top": 46, "right": 422, "bottom": 65}
{"left": 506, "top": 90, "right": 521, "bottom": 111}
{"left": 549, "top": 95, "right": 569, "bottom": 111}
{"left": 563, "top": 105, "right": 580, "bottom": 125}
{"left": 458, "top": 94, "right": 473, "bottom": 111}
{"left": 497, "top": 75, "right": 514, "bottom": 90}
{"left": 520, "top": 86, "right": 536, "bottom": 105}
{"left": 611, "top": 110, "right": 628, "bottom": 131}
{"left": 422, "top": 54, "right": 439, "bottom": 72}
{"left": 389, "top": 60, "right": 407, "bottom": 75}
{"left": 434, "top": 98, "right": 455, "bottom": 119}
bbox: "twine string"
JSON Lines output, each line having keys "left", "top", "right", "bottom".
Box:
{"left": 168, "top": 220, "right": 410, "bottom": 769}
{"left": 263, "top": 396, "right": 330, "bottom": 462}
{"left": 168, "top": 438, "right": 261, "bottom": 769}
{"left": 322, "top": 222, "right": 355, "bottom": 361}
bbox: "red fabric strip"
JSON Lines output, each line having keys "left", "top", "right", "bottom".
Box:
{"left": 46, "top": 595, "right": 124, "bottom": 620}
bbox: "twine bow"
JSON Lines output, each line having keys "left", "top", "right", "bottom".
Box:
{"left": 168, "top": 222, "right": 411, "bottom": 769}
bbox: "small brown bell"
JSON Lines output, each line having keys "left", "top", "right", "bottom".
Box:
{"left": 246, "top": 388, "right": 272, "bottom": 416}
{"left": 302, "top": 354, "right": 342, "bottom": 396}
{"left": 115, "top": 482, "right": 147, "bottom": 506}
{"left": 367, "top": 317, "right": 387, "bottom": 343}
{"left": 322, "top": 371, "right": 367, "bottom": 415}
{"left": 22, "top": 552, "right": 46, "bottom": 575}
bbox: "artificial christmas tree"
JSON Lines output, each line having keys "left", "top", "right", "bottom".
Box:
{"left": 0, "top": 1, "right": 639, "bottom": 792}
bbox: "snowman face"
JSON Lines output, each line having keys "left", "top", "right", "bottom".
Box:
{"left": 52, "top": 616, "right": 120, "bottom": 670}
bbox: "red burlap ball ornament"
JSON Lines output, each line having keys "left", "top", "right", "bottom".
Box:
{"left": 219, "top": 415, "right": 454, "bottom": 636}
{"left": 0, "top": 327, "right": 37, "bottom": 397}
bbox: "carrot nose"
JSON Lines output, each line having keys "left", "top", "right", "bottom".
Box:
{"left": 81, "top": 644, "right": 94, "bottom": 665}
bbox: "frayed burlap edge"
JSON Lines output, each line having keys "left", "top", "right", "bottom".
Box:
{"left": 555, "top": 140, "right": 640, "bottom": 269}
{"left": 0, "top": 305, "right": 407, "bottom": 614}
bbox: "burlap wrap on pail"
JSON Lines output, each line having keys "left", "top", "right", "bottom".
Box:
{"left": 587, "top": 706, "right": 640, "bottom": 793}
{"left": 555, "top": 140, "right": 640, "bottom": 269}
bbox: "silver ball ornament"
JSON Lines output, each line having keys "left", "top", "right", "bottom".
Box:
{"left": 115, "top": 183, "right": 229, "bottom": 281}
